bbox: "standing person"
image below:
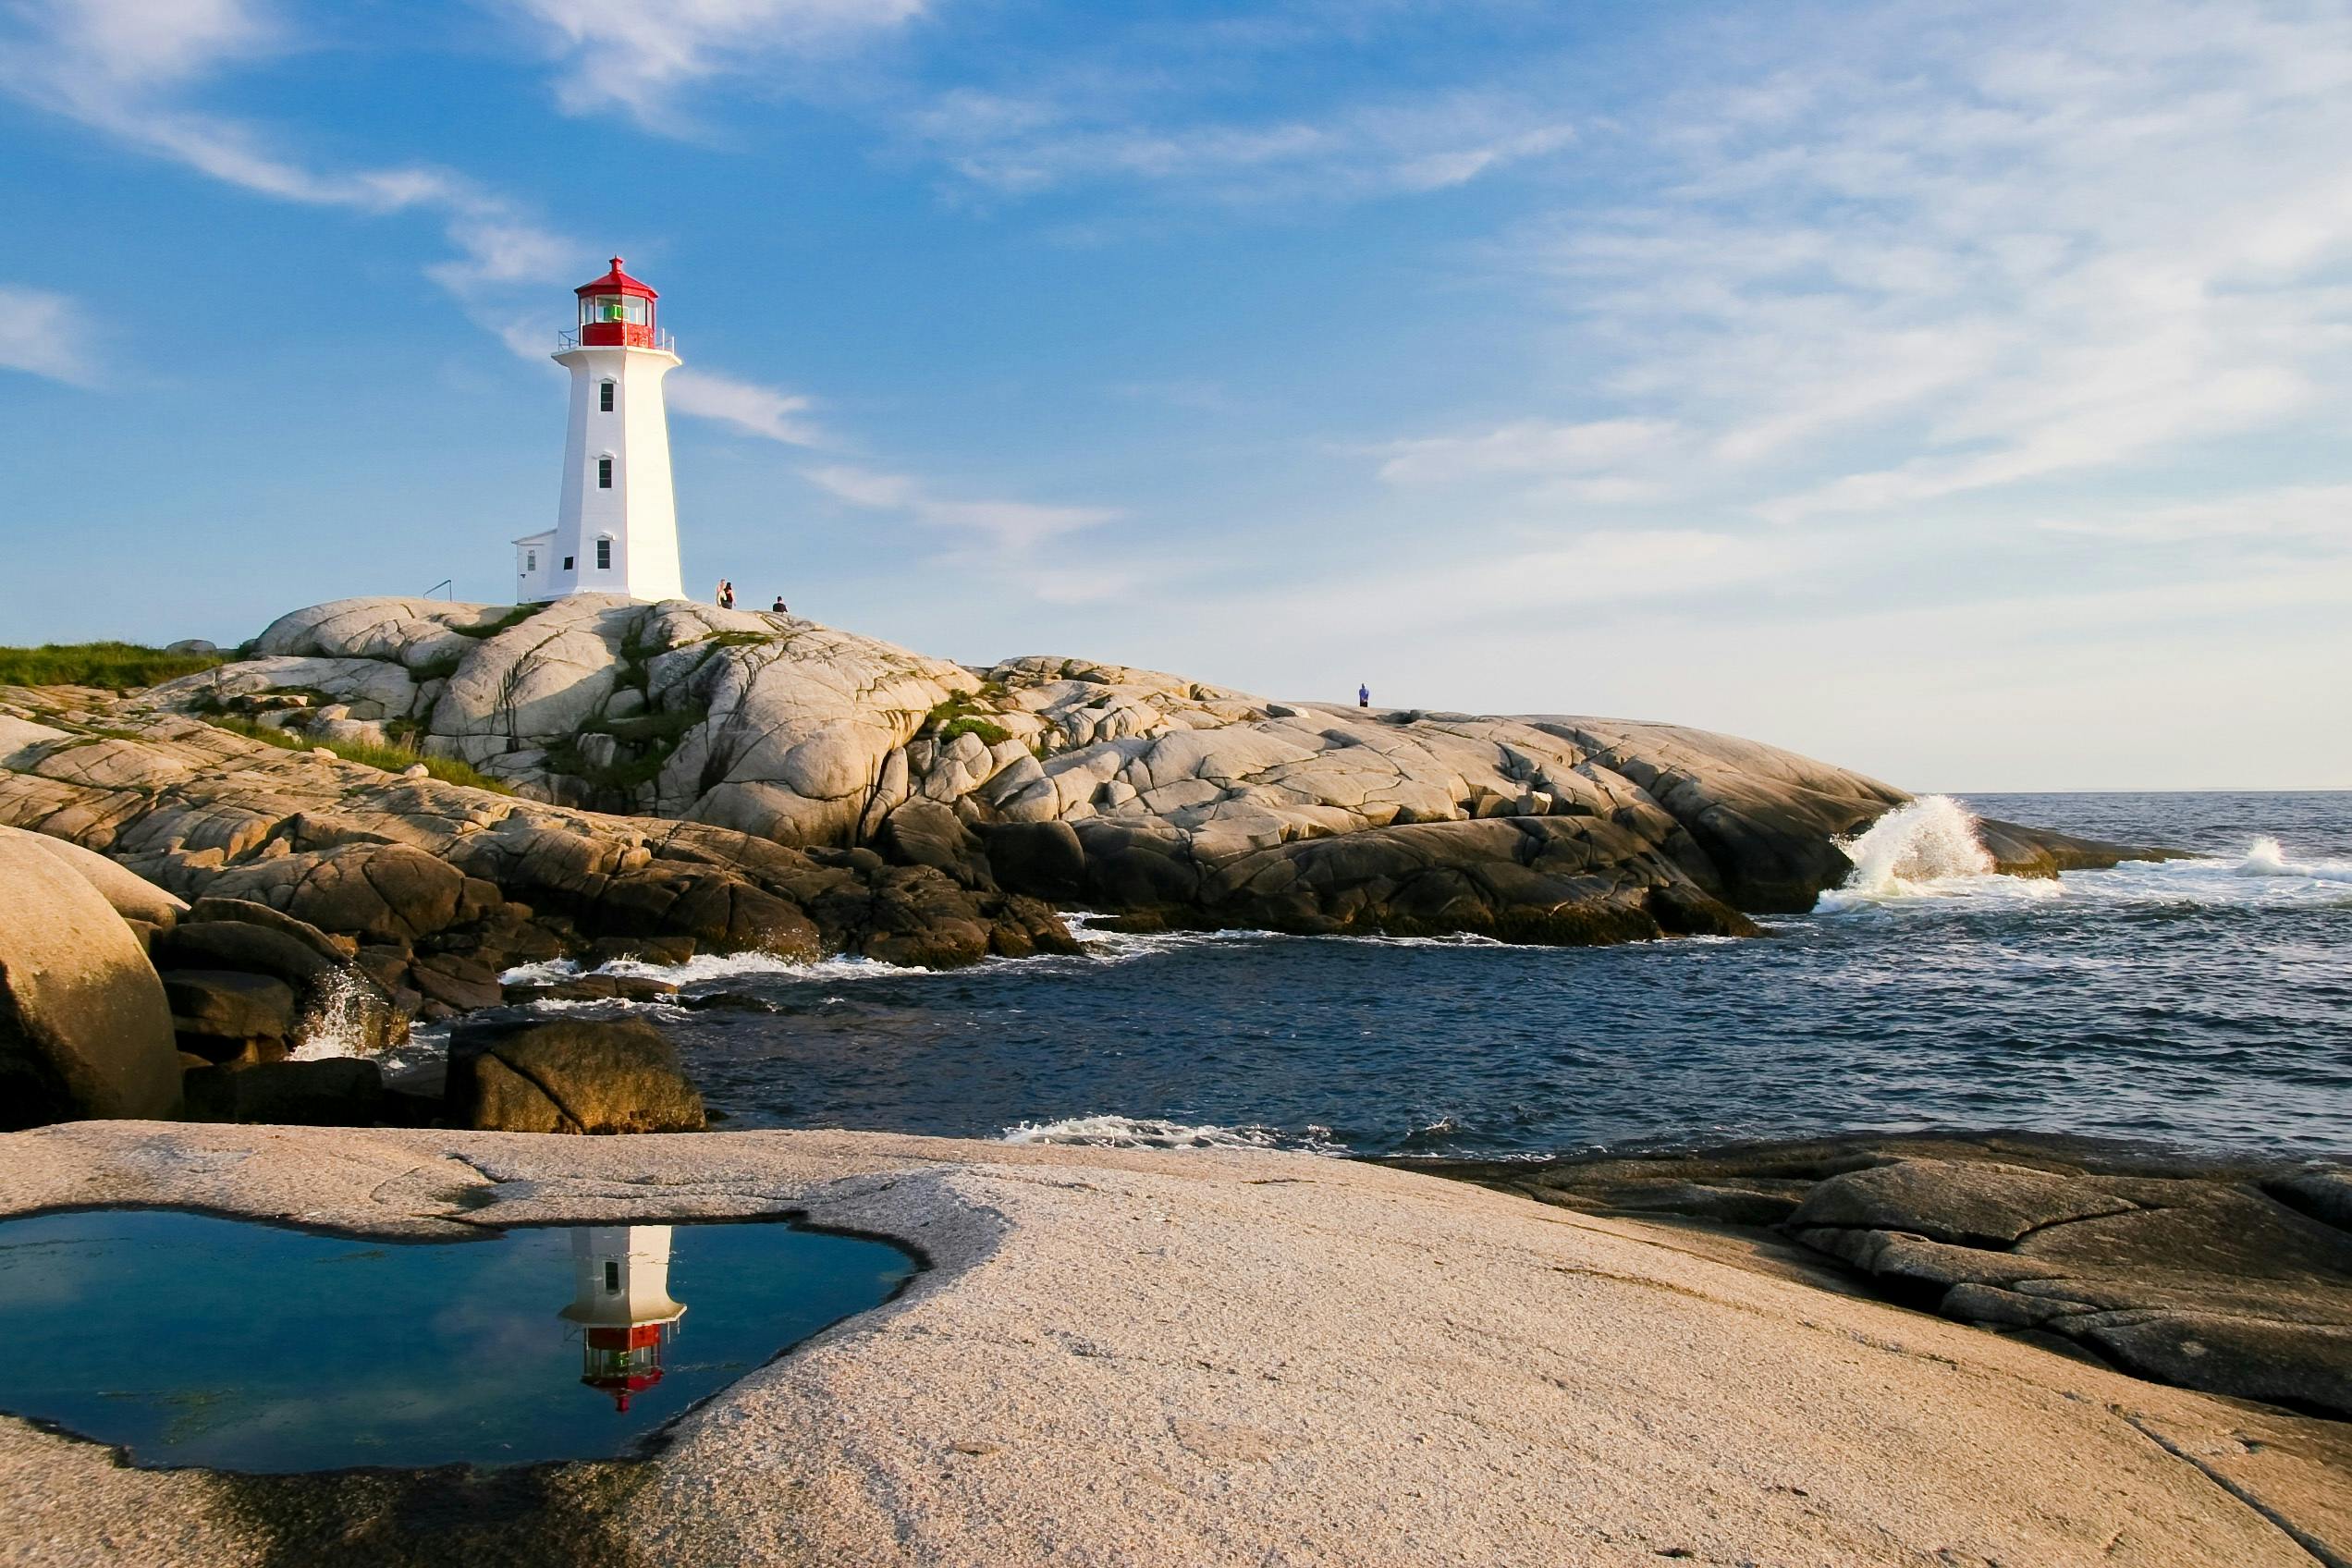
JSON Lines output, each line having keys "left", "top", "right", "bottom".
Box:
{"left": 1358, "top": 683, "right": 1370, "bottom": 709}
{"left": 714, "top": 579, "right": 728, "bottom": 607}
{"left": 720, "top": 580, "right": 736, "bottom": 610}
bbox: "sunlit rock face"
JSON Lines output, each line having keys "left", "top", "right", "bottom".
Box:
{"left": 118, "top": 596, "right": 2144, "bottom": 946}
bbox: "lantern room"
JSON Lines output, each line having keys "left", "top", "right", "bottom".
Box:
{"left": 574, "top": 256, "right": 660, "bottom": 348}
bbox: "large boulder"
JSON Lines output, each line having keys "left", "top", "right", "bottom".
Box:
{"left": 446, "top": 1018, "right": 705, "bottom": 1134}
{"left": 162, "top": 970, "right": 298, "bottom": 1043}
{"left": 0, "top": 834, "right": 182, "bottom": 1127}
{"left": 0, "top": 824, "right": 186, "bottom": 928}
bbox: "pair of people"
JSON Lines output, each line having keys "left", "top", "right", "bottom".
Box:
{"left": 714, "top": 580, "right": 736, "bottom": 609}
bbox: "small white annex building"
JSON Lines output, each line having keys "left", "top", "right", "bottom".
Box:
{"left": 515, "top": 257, "right": 685, "bottom": 604}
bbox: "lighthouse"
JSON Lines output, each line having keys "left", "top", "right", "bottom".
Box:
{"left": 558, "top": 1225, "right": 688, "bottom": 1414}
{"left": 513, "top": 258, "right": 685, "bottom": 604}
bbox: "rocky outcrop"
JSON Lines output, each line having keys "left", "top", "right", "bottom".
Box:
{"left": 0, "top": 833, "right": 182, "bottom": 1127}
{"left": 107, "top": 596, "right": 2161, "bottom": 949}
{"left": 447, "top": 1017, "right": 705, "bottom": 1133}
{"left": 0, "top": 685, "right": 1078, "bottom": 1022}
{"left": 3, "top": 1122, "right": 2345, "bottom": 1566}
{"left": 1411, "top": 1132, "right": 2352, "bottom": 1417}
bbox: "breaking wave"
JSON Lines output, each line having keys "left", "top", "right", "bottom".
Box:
{"left": 999, "top": 1115, "right": 1339, "bottom": 1153}
{"left": 1836, "top": 796, "right": 1993, "bottom": 891}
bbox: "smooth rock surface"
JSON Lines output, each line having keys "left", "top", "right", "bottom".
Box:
{"left": 1415, "top": 1132, "right": 2352, "bottom": 1417}
{"left": 0, "top": 1123, "right": 2344, "bottom": 1567}
{"left": 0, "top": 835, "right": 181, "bottom": 1127}
{"left": 0, "top": 824, "right": 186, "bottom": 927}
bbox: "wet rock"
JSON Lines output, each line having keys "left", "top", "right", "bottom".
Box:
{"left": 1406, "top": 1132, "right": 2352, "bottom": 1417}
{"left": 182, "top": 1059, "right": 386, "bottom": 1126}
{"left": 162, "top": 970, "right": 298, "bottom": 1041}
{"left": 1789, "top": 1158, "right": 2141, "bottom": 1245}
{"left": 182, "top": 897, "right": 354, "bottom": 962}
{"left": 585, "top": 935, "right": 695, "bottom": 967}
{"left": 153, "top": 920, "right": 333, "bottom": 992}
{"left": 0, "top": 834, "right": 182, "bottom": 1127}
{"left": 407, "top": 952, "right": 503, "bottom": 1011}
{"left": 446, "top": 1017, "right": 704, "bottom": 1134}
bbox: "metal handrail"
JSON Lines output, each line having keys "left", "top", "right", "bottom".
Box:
{"left": 423, "top": 578, "right": 453, "bottom": 600}
{"left": 556, "top": 328, "right": 676, "bottom": 353}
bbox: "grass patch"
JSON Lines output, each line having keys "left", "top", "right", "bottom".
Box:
{"left": 545, "top": 702, "right": 707, "bottom": 793}
{"left": 451, "top": 604, "right": 545, "bottom": 640}
{"left": 924, "top": 692, "right": 1013, "bottom": 748}
{"left": 702, "top": 630, "right": 771, "bottom": 650}
{"left": 0, "top": 642, "right": 228, "bottom": 691}
{"left": 198, "top": 714, "right": 513, "bottom": 793}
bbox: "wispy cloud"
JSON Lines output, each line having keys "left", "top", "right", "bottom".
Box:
{"left": 1511, "top": 0, "right": 2352, "bottom": 522}
{"left": 500, "top": 0, "right": 925, "bottom": 126}
{"left": 910, "top": 84, "right": 1574, "bottom": 203}
{"left": 0, "top": 285, "right": 104, "bottom": 386}
{"left": 1374, "top": 417, "right": 1678, "bottom": 485}
{"left": 668, "top": 369, "right": 825, "bottom": 447}
{"left": 803, "top": 463, "right": 1118, "bottom": 550}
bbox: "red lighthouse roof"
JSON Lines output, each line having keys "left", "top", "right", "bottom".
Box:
{"left": 576, "top": 256, "right": 657, "bottom": 300}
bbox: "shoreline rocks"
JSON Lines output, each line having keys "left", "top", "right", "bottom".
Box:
{"left": 12, "top": 596, "right": 2168, "bottom": 969}
{"left": 0, "top": 1122, "right": 2343, "bottom": 1566}
{"left": 1401, "top": 1130, "right": 2352, "bottom": 1418}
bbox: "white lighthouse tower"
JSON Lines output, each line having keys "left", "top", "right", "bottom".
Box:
{"left": 513, "top": 258, "right": 685, "bottom": 604}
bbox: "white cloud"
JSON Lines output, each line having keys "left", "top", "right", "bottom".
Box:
{"left": 803, "top": 464, "right": 1117, "bottom": 550}
{"left": 502, "top": 0, "right": 925, "bottom": 125}
{"left": 0, "top": 285, "right": 103, "bottom": 386}
{"left": 668, "top": 369, "right": 824, "bottom": 447}
{"left": 2035, "top": 484, "right": 2352, "bottom": 545}
{"left": 1510, "top": 0, "right": 2352, "bottom": 524}
{"left": 1375, "top": 418, "right": 1678, "bottom": 484}
{"left": 910, "top": 85, "right": 1575, "bottom": 203}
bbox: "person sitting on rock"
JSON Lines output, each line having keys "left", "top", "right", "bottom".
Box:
{"left": 771, "top": 595, "right": 787, "bottom": 613}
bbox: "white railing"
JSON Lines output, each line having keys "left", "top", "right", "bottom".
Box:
{"left": 557, "top": 328, "right": 677, "bottom": 353}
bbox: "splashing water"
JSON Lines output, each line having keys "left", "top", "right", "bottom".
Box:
{"left": 1826, "top": 795, "right": 1996, "bottom": 901}
{"left": 293, "top": 965, "right": 393, "bottom": 1059}
{"left": 2238, "top": 836, "right": 2293, "bottom": 876}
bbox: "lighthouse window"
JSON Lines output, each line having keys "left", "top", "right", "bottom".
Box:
{"left": 595, "top": 538, "right": 612, "bottom": 570}
{"left": 597, "top": 457, "right": 613, "bottom": 489}
{"left": 599, "top": 380, "right": 615, "bottom": 412}
{"left": 582, "top": 295, "right": 650, "bottom": 326}
{"left": 604, "top": 1260, "right": 620, "bottom": 1293}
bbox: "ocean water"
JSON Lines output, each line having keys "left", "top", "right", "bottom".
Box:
{"left": 479, "top": 791, "right": 2352, "bottom": 1161}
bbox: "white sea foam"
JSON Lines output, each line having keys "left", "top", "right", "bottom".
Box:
{"left": 499, "top": 950, "right": 932, "bottom": 989}
{"left": 292, "top": 965, "right": 386, "bottom": 1060}
{"left": 999, "top": 1114, "right": 1335, "bottom": 1152}
{"left": 1817, "top": 808, "right": 2351, "bottom": 917}
{"left": 1827, "top": 794, "right": 1996, "bottom": 902}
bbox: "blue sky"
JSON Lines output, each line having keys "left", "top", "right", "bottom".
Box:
{"left": 3, "top": 0, "right": 2347, "bottom": 790}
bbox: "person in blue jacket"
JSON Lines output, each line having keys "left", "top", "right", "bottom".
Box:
{"left": 1357, "top": 683, "right": 1370, "bottom": 709}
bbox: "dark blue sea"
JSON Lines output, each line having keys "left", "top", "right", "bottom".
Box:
{"left": 473, "top": 792, "right": 2352, "bottom": 1160}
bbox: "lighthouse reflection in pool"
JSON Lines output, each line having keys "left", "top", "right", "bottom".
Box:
{"left": 0, "top": 1208, "right": 914, "bottom": 1473}
{"left": 563, "top": 1225, "right": 689, "bottom": 1413}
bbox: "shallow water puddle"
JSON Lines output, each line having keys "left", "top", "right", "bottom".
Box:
{"left": 0, "top": 1208, "right": 914, "bottom": 1472}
